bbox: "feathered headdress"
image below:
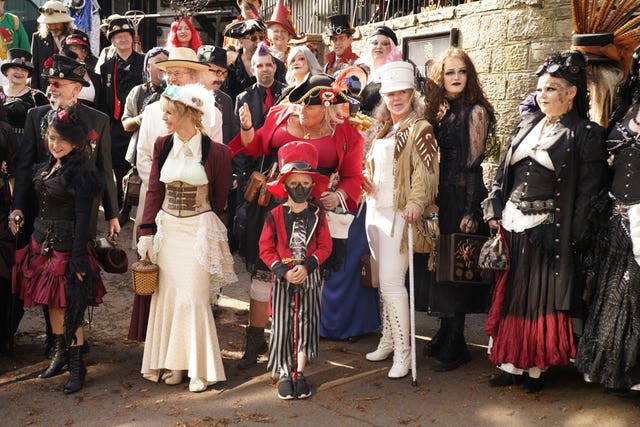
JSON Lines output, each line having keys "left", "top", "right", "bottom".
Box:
{"left": 571, "top": 0, "right": 640, "bottom": 74}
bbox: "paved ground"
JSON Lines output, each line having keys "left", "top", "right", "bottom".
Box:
{"left": 1, "top": 216, "right": 639, "bottom": 426}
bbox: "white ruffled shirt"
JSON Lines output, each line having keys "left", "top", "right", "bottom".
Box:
{"left": 159, "top": 132, "right": 208, "bottom": 186}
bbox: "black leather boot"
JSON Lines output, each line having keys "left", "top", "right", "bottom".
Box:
{"left": 237, "top": 326, "right": 267, "bottom": 370}
{"left": 40, "top": 334, "right": 68, "bottom": 378}
{"left": 431, "top": 313, "right": 471, "bottom": 372}
{"left": 43, "top": 306, "right": 53, "bottom": 358}
{"left": 423, "top": 318, "right": 447, "bottom": 358}
{"left": 63, "top": 346, "right": 86, "bottom": 394}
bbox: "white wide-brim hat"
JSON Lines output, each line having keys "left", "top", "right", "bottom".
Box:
{"left": 156, "top": 47, "right": 209, "bottom": 72}
{"left": 37, "top": 1, "right": 73, "bottom": 24}
{"left": 379, "top": 61, "right": 415, "bottom": 94}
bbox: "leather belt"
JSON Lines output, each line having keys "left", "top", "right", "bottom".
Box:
{"left": 514, "top": 198, "right": 555, "bottom": 214}
{"left": 162, "top": 182, "right": 211, "bottom": 217}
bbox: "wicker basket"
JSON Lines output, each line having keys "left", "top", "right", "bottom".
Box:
{"left": 131, "top": 260, "right": 159, "bottom": 296}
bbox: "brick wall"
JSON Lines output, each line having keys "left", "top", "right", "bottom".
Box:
{"left": 346, "top": 0, "right": 573, "bottom": 154}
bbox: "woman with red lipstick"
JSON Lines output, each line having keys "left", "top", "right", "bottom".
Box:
{"left": 165, "top": 18, "right": 202, "bottom": 53}
{"left": 421, "top": 47, "right": 496, "bottom": 372}
{"left": 482, "top": 51, "right": 605, "bottom": 392}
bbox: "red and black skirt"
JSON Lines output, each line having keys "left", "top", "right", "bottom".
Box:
{"left": 12, "top": 237, "right": 106, "bottom": 309}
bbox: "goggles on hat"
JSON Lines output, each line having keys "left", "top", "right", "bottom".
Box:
{"left": 148, "top": 47, "right": 170, "bottom": 59}
{"left": 535, "top": 51, "right": 586, "bottom": 77}
{"left": 280, "top": 162, "right": 313, "bottom": 174}
{"left": 39, "top": 7, "right": 68, "bottom": 16}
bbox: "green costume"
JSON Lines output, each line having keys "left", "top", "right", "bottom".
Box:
{"left": 0, "top": 12, "right": 30, "bottom": 60}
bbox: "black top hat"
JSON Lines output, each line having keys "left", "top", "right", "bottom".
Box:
{"left": 288, "top": 74, "right": 349, "bottom": 106}
{"left": 369, "top": 26, "right": 398, "bottom": 47}
{"left": 41, "top": 54, "right": 90, "bottom": 87}
{"left": 571, "top": 32, "right": 616, "bottom": 65}
{"left": 1, "top": 49, "right": 34, "bottom": 76}
{"left": 197, "top": 45, "right": 228, "bottom": 70}
{"left": 326, "top": 15, "right": 355, "bottom": 36}
{"left": 224, "top": 19, "right": 266, "bottom": 39}
{"left": 107, "top": 17, "right": 135, "bottom": 40}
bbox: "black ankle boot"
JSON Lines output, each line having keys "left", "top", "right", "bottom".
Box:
{"left": 63, "top": 346, "right": 86, "bottom": 394}
{"left": 431, "top": 314, "right": 470, "bottom": 372}
{"left": 522, "top": 373, "right": 545, "bottom": 393}
{"left": 489, "top": 371, "right": 521, "bottom": 387}
{"left": 40, "top": 334, "right": 68, "bottom": 378}
{"left": 237, "top": 326, "right": 267, "bottom": 370}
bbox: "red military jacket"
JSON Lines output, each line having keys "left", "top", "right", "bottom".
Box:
{"left": 259, "top": 204, "right": 332, "bottom": 278}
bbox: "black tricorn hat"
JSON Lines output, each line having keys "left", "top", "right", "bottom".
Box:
{"left": 107, "top": 17, "right": 135, "bottom": 40}
{"left": 288, "top": 73, "right": 349, "bottom": 106}
{"left": 1, "top": 49, "right": 34, "bottom": 76}
{"left": 41, "top": 54, "right": 89, "bottom": 87}
{"left": 197, "top": 45, "right": 228, "bottom": 70}
{"left": 325, "top": 14, "right": 355, "bottom": 36}
{"left": 224, "top": 19, "right": 266, "bottom": 39}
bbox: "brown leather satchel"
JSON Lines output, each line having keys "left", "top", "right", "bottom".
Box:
{"left": 122, "top": 166, "right": 142, "bottom": 206}
{"left": 243, "top": 171, "right": 267, "bottom": 203}
{"left": 94, "top": 234, "right": 129, "bottom": 274}
{"left": 435, "top": 233, "right": 490, "bottom": 285}
{"left": 360, "top": 254, "right": 380, "bottom": 288}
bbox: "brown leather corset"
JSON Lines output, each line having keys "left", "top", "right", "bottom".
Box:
{"left": 162, "top": 181, "right": 211, "bottom": 217}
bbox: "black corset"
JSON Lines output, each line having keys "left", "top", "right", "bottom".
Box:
{"left": 508, "top": 157, "right": 556, "bottom": 203}
{"left": 611, "top": 147, "right": 640, "bottom": 204}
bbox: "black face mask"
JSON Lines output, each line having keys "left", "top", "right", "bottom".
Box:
{"left": 285, "top": 183, "right": 313, "bottom": 203}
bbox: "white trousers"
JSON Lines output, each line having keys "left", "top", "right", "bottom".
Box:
{"left": 366, "top": 206, "right": 408, "bottom": 298}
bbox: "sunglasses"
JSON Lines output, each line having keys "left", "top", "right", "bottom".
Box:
{"left": 208, "top": 69, "right": 228, "bottom": 77}
{"left": 148, "top": 48, "right": 169, "bottom": 59}
{"left": 39, "top": 7, "right": 67, "bottom": 16}
{"left": 48, "top": 80, "right": 75, "bottom": 88}
{"left": 242, "top": 34, "right": 265, "bottom": 42}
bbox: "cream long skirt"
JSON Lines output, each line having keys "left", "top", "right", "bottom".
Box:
{"left": 141, "top": 211, "right": 236, "bottom": 383}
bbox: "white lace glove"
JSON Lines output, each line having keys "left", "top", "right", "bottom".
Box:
{"left": 628, "top": 203, "right": 640, "bottom": 267}
{"left": 137, "top": 235, "right": 155, "bottom": 262}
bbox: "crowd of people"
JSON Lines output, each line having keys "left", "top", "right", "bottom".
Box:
{"left": 0, "top": 0, "right": 639, "bottom": 403}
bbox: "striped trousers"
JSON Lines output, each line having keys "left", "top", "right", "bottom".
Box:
{"left": 267, "top": 269, "right": 322, "bottom": 376}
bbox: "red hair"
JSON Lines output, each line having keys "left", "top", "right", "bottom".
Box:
{"left": 165, "top": 18, "right": 202, "bottom": 52}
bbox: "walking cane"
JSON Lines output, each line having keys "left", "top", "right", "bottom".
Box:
{"left": 8, "top": 214, "right": 22, "bottom": 353}
{"left": 291, "top": 284, "right": 300, "bottom": 398}
{"left": 408, "top": 223, "right": 417, "bottom": 386}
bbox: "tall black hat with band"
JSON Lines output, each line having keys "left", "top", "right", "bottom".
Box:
{"left": 224, "top": 19, "right": 266, "bottom": 39}
{"left": 288, "top": 74, "right": 349, "bottom": 106}
{"left": 41, "top": 54, "right": 90, "bottom": 87}
{"left": 1, "top": 49, "right": 34, "bottom": 76}
{"left": 107, "top": 17, "right": 135, "bottom": 40}
{"left": 197, "top": 45, "right": 228, "bottom": 70}
{"left": 325, "top": 14, "right": 355, "bottom": 36}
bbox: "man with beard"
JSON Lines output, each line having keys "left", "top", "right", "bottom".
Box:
{"left": 30, "top": 1, "right": 75, "bottom": 92}
{"left": 225, "top": 19, "right": 285, "bottom": 103}
{"left": 233, "top": 44, "right": 286, "bottom": 369}
{"left": 198, "top": 45, "right": 236, "bottom": 144}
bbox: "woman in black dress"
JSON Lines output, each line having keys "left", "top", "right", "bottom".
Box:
{"left": 422, "top": 47, "right": 496, "bottom": 372}
{"left": 575, "top": 45, "right": 640, "bottom": 394}
{"left": 13, "top": 106, "right": 105, "bottom": 394}
{"left": 483, "top": 51, "right": 606, "bottom": 392}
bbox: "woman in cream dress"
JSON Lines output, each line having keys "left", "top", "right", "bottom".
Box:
{"left": 137, "top": 84, "right": 236, "bottom": 392}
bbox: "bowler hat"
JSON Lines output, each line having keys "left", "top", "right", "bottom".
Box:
{"left": 197, "top": 45, "right": 228, "bottom": 70}
{"left": 1, "top": 49, "right": 34, "bottom": 76}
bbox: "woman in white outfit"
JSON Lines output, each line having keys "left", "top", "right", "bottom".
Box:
{"left": 137, "top": 84, "right": 237, "bottom": 392}
{"left": 364, "top": 62, "right": 439, "bottom": 378}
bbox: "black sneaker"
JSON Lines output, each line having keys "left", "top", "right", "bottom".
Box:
{"left": 295, "top": 372, "right": 312, "bottom": 399}
{"left": 277, "top": 375, "right": 295, "bottom": 400}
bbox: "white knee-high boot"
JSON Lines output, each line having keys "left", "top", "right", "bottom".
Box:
{"left": 366, "top": 302, "right": 393, "bottom": 361}
{"left": 385, "top": 293, "right": 410, "bottom": 378}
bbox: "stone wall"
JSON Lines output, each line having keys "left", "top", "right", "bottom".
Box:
{"left": 346, "top": 0, "right": 573, "bottom": 154}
